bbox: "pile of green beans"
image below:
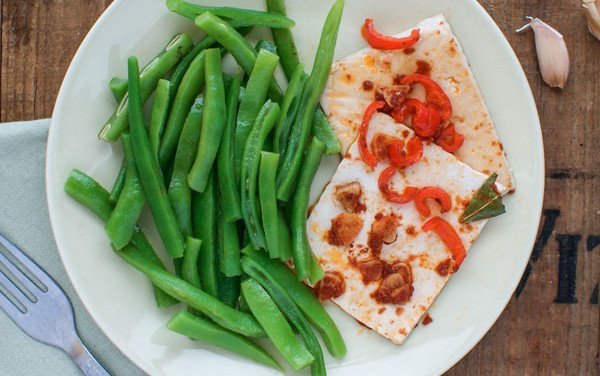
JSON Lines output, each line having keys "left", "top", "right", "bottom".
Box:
{"left": 65, "top": 0, "right": 346, "bottom": 373}
{"left": 167, "top": 0, "right": 294, "bottom": 29}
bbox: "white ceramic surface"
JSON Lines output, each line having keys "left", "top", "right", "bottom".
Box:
{"left": 46, "top": 0, "right": 544, "bottom": 375}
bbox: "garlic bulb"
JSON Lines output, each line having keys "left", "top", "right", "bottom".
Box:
{"left": 583, "top": 0, "right": 600, "bottom": 41}
{"left": 516, "top": 17, "right": 570, "bottom": 89}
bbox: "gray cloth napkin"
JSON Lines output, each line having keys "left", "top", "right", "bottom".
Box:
{"left": 0, "top": 119, "right": 143, "bottom": 376}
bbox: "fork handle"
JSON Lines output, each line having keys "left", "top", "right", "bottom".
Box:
{"left": 68, "top": 337, "right": 111, "bottom": 376}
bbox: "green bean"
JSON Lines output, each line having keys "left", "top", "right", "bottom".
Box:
{"left": 64, "top": 169, "right": 115, "bottom": 222}
{"left": 241, "top": 279, "right": 314, "bottom": 370}
{"left": 240, "top": 101, "right": 280, "bottom": 249}
{"left": 108, "top": 77, "right": 128, "bottom": 103}
{"left": 182, "top": 237, "right": 202, "bottom": 289}
{"left": 274, "top": 64, "right": 305, "bottom": 154}
{"left": 241, "top": 255, "right": 326, "bottom": 376}
{"left": 109, "top": 160, "right": 126, "bottom": 203}
{"left": 158, "top": 51, "right": 206, "bottom": 171}
{"left": 217, "top": 200, "right": 242, "bottom": 276}
{"left": 277, "top": 208, "right": 293, "bottom": 261}
{"left": 116, "top": 244, "right": 265, "bottom": 337}
{"left": 64, "top": 169, "right": 177, "bottom": 307}
{"left": 192, "top": 172, "right": 219, "bottom": 298}
{"left": 195, "top": 13, "right": 254, "bottom": 76}
{"left": 167, "top": 0, "right": 294, "bottom": 28}
{"left": 100, "top": 34, "right": 193, "bottom": 142}
{"left": 256, "top": 25, "right": 342, "bottom": 155}
{"left": 131, "top": 234, "right": 180, "bottom": 308}
{"left": 289, "top": 138, "right": 325, "bottom": 281}
{"left": 193, "top": 12, "right": 283, "bottom": 102}
{"left": 107, "top": 33, "right": 192, "bottom": 103}
{"left": 188, "top": 49, "right": 226, "bottom": 193}
{"left": 149, "top": 79, "right": 171, "bottom": 156}
{"left": 264, "top": 1, "right": 341, "bottom": 157}
{"left": 105, "top": 133, "right": 146, "bottom": 249}
{"left": 167, "top": 96, "right": 204, "bottom": 237}
{"left": 265, "top": 0, "right": 301, "bottom": 80}
{"left": 234, "top": 49, "right": 280, "bottom": 179}
{"left": 166, "top": 310, "right": 280, "bottom": 370}
{"left": 127, "top": 56, "right": 185, "bottom": 259}
{"left": 217, "top": 273, "right": 240, "bottom": 308}
{"left": 254, "top": 39, "right": 277, "bottom": 55}
{"left": 107, "top": 35, "right": 192, "bottom": 103}
{"left": 217, "top": 71, "right": 243, "bottom": 222}
{"left": 312, "top": 108, "right": 341, "bottom": 155}
{"left": 258, "top": 152, "right": 280, "bottom": 258}
{"left": 181, "top": 237, "right": 202, "bottom": 315}
{"left": 166, "top": 27, "right": 251, "bottom": 111}
{"left": 308, "top": 252, "right": 325, "bottom": 286}
{"left": 238, "top": 293, "right": 251, "bottom": 313}
{"left": 242, "top": 246, "right": 345, "bottom": 357}
{"left": 276, "top": 0, "right": 344, "bottom": 201}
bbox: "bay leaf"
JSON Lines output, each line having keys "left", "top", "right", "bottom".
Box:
{"left": 460, "top": 173, "right": 506, "bottom": 223}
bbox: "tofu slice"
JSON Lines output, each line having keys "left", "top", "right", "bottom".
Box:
{"left": 321, "top": 14, "right": 515, "bottom": 191}
{"left": 307, "top": 112, "right": 496, "bottom": 344}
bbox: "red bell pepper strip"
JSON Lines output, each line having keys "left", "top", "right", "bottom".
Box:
{"left": 414, "top": 186, "right": 452, "bottom": 217}
{"left": 378, "top": 166, "right": 419, "bottom": 204}
{"left": 358, "top": 101, "right": 385, "bottom": 167}
{"left": 391, "top": 98, "right": 442, "bottom": 138}
{"left": 422, "top": 216, "right": 466, "bottom": 267}
{"left": 361, "top": 19, "right": 420, "bottom": 50}
{"left": 401, "top": 74, "right": 452, "bottom": 121}
{"left": 390, "top": 103, "right": 411, "bottom": 124}
{"left": 435, "top": 123, "right": 464, "bottom": 153}
{"left": 389, "top": 138, "right": 423, "bottom": 168}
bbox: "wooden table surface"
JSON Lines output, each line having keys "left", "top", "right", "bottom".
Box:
{"left": 1, "top": 0, "right": 598, "bottom": 374}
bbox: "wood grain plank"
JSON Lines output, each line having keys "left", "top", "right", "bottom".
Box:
{"left": 0, "top": 0, "right": 112, "bottom": 122}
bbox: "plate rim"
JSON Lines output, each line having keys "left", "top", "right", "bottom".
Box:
{"left": 46, "top": 0, "right": 545, "bottom": 375}
{"left": 46, "top": 0, "right": 155, "bottom": 373}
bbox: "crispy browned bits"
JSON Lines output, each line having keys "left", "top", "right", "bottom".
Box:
{"left": 334, "top": 182, "right": 365, "bottom": 213}
{"left": 392, "top": 261, "right": 413, "bottom": 284}
{"left": 367, "top": 214, "right": 400, "bottom": 255}
{"left": 422, "top": 313, "right": 433, "bottom": 325}
{"left": 356, "top": 259, "right": 385, "bottom": 284}
{"left": 435, "top": 258, "right": 455, "bottom": 277}
{"left": 371, "top": 272, "right": 414, "bottom": 305}
{"left": 326, "top": 213, "right": 364, "bottom": 246}
{"left": 380, "top": 84, "right": 410, "bottom": 108}
{"left": 314, "top": 271, "right": 346, "bottom": 300}
{"left": 370, "top": 133, "right": 400, "bottom": 161}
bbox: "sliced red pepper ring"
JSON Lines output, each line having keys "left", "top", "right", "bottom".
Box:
{"left": 358, "top": 101, "right": 385, "bottom": 167}
{"left": 391, "top": 98, "right": 419, "bottom": 124}
{"left": 389, "top": 137, "right": 423, "bottom": 168}
{"left": 419, "top": 104, "right": 443, "bottom": 137}
{"left": 362, "top": 19, "right": 420, "bottom": 50}
{"left": 378, "top": 166, "right": 419, "bottom": 204}
{"left": 401, "top": 74, "right": 452, "bottom": 121}
{"left": 422, "top": 216, "right": 466, "bottom": 267}
{"left": 415, "top": 186, "right": 452, "bottom": 217}
{"left": 392, "top": 98, "right": 442, "bottom": 138}
{"left": 434, "top": 123, "right": 465, "bottom": 153}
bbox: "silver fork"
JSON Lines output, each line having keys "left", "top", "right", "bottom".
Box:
{"left": 0, "top": 233, "right": 110, "bottom": 376}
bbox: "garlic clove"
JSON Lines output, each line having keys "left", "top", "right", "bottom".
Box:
{"left": 516, "top": 17, "right": 570, "bottom": 89}
{"left": 583, "top": 0, "right": 600, "bottom": 41}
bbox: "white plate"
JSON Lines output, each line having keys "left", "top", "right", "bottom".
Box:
{"left": 46, "top": 0, "right": 544, "bottom": 375}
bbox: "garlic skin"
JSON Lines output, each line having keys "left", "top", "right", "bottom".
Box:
{"left": 583, "top": 0, "right": 600, "bottom": 41}
{"left": 516, "top": 17, "right": 570, "bottom": 89}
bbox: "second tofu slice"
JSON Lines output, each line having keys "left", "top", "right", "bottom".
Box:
{"left": 307, "top": 112, "right": 496, "bottom": 344}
